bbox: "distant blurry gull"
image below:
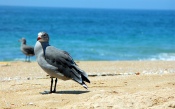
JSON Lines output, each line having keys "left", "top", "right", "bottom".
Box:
{"left": 34, "top": 32, "right": 90, "bottom": 93}
{"left": 19, "top": 38, "right": 35, "bottom": 62}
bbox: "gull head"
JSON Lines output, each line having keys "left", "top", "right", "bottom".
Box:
{"left": 37, "top": 32, "right": 49, "bottom": 42}
{"left": 19, "top": 38, "right": 26, "bottom": 44}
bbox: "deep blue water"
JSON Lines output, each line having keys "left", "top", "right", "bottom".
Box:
{"left": 0, "top": 6, "right": 175, "bottom": 61}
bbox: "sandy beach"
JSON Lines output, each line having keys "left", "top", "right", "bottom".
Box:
{"left": 1, "top": 61, "right": 175, "bottom": 109}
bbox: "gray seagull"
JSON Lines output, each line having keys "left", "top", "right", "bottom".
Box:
{"left": 34, "top": 32, "right": 90, "bottom": 93}
{"left": 19, "top": 38, "right": 35, "bottom": 62}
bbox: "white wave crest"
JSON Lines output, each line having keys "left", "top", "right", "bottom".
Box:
{"left": 147, "top": 53, "right": 175, "bottom": 61}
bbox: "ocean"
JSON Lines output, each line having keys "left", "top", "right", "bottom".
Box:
{"left": 0, "top": 6, "right": 175, "bottom": 61}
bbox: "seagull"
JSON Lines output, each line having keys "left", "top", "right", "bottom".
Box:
{"left": 34, "top": 32, "right": 90, "bottom": 93}
{"left": 19, "top": 38, "right": 35, "bottom": 62}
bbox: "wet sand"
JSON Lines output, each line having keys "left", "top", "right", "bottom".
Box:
{"left": 1, "top": 61, "right": 175, "bottom": 109}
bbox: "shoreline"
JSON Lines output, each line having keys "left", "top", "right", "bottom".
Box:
{"left": 1, "top": 61, "right": 175, "bottom": 108}
{"left": 1, "top": 60, "right": 175, "bottom": 78}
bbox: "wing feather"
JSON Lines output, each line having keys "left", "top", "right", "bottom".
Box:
{"left": 44, "top": 46, "right": 77, "bottom": 77}
{"left": 22, "top": 45, "right": 35, "bottom": 55}
{"left": 44, "top": 46, "right": 90, "bottom": 84}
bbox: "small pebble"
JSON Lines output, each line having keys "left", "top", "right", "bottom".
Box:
{"left": 28, "top": 102, "right": 34, "bottom": 105}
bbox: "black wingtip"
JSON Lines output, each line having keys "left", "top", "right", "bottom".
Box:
{"left": 82, "top": 74, "right": 90, "bottom": 83}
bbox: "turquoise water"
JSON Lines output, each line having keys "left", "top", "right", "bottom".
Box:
{"left": 0, "top": 6, "right": 175, "bottom": 61}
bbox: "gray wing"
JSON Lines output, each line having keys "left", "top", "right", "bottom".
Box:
{"left": 22, "top": 45, "right": 35, "bottom": 55}
{"left": 45, "top": 46, "right": 90, "bottom": 84}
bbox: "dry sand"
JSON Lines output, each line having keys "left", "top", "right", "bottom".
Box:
{"left": 0, "top": 61, "right": 175, "bottom": 109}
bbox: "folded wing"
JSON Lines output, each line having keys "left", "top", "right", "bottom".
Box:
{"left": 44, "top": 46, "right": 90, "bottom": 86}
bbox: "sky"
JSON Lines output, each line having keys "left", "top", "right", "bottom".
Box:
{"left": 0, "top": 0, "right": 175, "bottom": 10}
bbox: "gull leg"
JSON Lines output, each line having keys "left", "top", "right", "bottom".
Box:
{"left": 50, "top": 78, "right": 53, "bottom": 93}
{"left": 53, "top": 78, "right": 57, "bottom": 93}
{"left": 28, "top": 56, "right": 30, "bottom": 62}
{"left": 25, "top": 56, "right": 27, "bottom": 62}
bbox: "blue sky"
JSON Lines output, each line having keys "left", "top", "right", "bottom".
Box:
{"left": 0, "top": 0, "right": 175, "bottom": 10}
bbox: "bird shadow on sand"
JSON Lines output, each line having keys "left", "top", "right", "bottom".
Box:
{"left": 40, "top": 90, "right": 90, "bottom": 95}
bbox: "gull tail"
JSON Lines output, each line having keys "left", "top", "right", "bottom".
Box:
{"left": 71, "top": 64, "right": 90, "bottom": 89}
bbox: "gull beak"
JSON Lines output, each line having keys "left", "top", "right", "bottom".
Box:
{"left": 37, "top": 36, "right": 41, "bottom": 41}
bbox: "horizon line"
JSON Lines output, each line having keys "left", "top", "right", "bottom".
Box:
{"left": 1, "top": 5, "right": 175, "bottom": 11}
